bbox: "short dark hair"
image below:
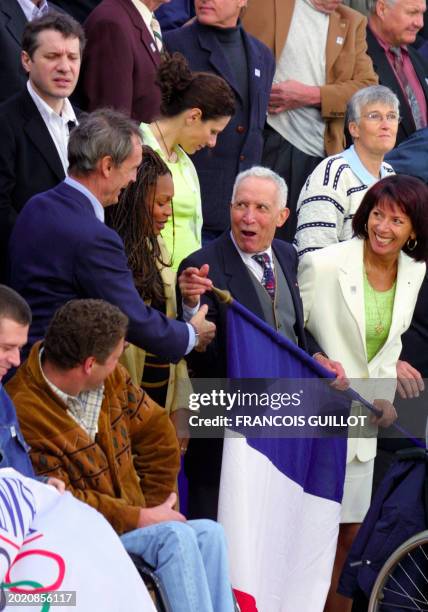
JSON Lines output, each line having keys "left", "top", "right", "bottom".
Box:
{"left": 0, "top": 286, "right": 31, "bottom": 326}
{"left": 68, "top": 109, "right": 142, "bottom": 176}
{"left": 22, "top": 12, "right": 86, "bottom": 58}
{"left": 44, "top": 300, "right": 128, "bottom": 370}
{"left": 352, "top": 174, "right": 428, "bottom": 262}
{"left": 157, "top": 53, "right": 236, "bottom": 120}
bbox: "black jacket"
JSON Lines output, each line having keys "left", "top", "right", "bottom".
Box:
{"left": 366, "top": 26, "right": 428, "bottom": 145}
{"left": 0, "top": 89, "right": 76, "bottom": 279}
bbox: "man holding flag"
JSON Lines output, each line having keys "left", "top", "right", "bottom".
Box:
{"left": 178, "top": 166, "right": 346, "bottom": 520}
{"left": 178, "top": 166, "right": 353, "bottom": 610}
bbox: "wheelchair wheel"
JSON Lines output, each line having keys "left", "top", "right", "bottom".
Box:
{"left": 368, "top": 529, "right": 428, "bottom": 611}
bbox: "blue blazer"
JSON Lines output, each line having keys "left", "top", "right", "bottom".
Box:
{"left": 156, "top": 0, "right": 194, "bottom": 32}
{"left": 8, "top": 181, "right": 189, "bottom": 362}
{"left": 386, "top": 127, "right": 428, "bottom": 183}
{"left": 165, "top": 21, "right": 275, "bottom": 233}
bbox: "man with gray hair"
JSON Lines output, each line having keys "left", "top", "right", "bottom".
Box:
{"left": 176, "top": 166, "right": 345, "bottom": 519}
{"left": 366, "top": 0, "right": 428, "bottom": 145}
{"left": 8, "top": 108, "right": 215, "bottom": 364}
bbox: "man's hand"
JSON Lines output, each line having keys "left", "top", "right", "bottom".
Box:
{"left": 268, "top": 80, "right": 321, "bottom": 114}
{"left": 396, "top": 360, "right": 425, "bottom": 399}
{"left": 311, "top": 0, "right": 342, "bottom": 14}
{"left": 47, "top": 477, "right": 66, "bottom": 494}
{"left": 179, "top": 264, "right": 212, "bottom": 308}
{"left": 137, "top": 492, "right": 186, "bottom": 528}
{"left": 313, "top": 353, "right": 349, "bottom": 390}
{"left": 370, "top": 399, "right": 397, "bottom": 428}
{"left": 189, "top": 304, "right": 216, "bottom": 352}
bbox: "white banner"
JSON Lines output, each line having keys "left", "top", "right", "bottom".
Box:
{"left": 0, "top": 468, "right": 155, "bottom": 611}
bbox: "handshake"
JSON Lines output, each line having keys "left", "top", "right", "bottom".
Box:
{"left": 180, "top": 264, "right": 215, "bottom": 352}
{"left": 178, "top": 264, "right": 216, "bottom": 352}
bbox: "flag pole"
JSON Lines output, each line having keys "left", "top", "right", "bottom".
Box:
{"left": 212, "top": 286, "right": 234, "bottom": 304}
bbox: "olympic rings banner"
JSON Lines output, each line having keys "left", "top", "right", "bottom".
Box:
{"left": 0, "top": 469, "right": 155, "bottom": 611}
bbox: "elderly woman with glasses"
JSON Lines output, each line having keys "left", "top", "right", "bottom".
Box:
{"left": 294, "top": 85, "right": 399, "bottom": 258}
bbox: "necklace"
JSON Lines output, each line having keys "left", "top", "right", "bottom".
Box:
{"left": 371, "top": 290, "right": 385, "bottom": 336}
{"left": 154, "top": 122, "right": 178, "bottom": 163}
{"left": 363, "top": 246, "right": 397, "bottom": 336}
{"left": 363, "top": 268, "right": 396, "bottom": 336}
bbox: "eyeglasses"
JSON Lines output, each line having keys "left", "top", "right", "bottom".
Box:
{"left": 359, "top": 111, "right": 401, "bottom": 123}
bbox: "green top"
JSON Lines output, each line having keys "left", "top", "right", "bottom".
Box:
{"left": 364, "top": 272, "right": 396, "bottom": 362}
{"left": 140, "top": 123, "right": 202, "bottom": 272}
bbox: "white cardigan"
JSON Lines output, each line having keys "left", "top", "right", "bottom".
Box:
{"left": 294, "top": 153, "right": 394, "bottom": 257}
{"left": 298, "top": 238, "right": 426, "bottom": 462}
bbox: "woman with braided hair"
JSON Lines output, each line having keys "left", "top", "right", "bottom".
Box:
{"left": 140, "top": 52, "right": 235, "bottom": 271}
{"left": 106, "top": 145, "right": 192, "bottom": 451}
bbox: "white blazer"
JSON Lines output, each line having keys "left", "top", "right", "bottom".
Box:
{"left": 298, "top": 238, "right": 426, "bottom": 462}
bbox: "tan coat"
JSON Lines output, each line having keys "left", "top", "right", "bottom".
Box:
{"left": 121, "top": 235, "right": 192, "bottom": 414}
{"left": 242, "top": 0, "right": 378, "bottom": 154}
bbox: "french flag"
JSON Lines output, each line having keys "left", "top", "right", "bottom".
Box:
{"left": 217, "top": 300, "right": 349, "bottom": 612}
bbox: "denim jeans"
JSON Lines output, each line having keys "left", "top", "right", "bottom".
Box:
{"left": 120, "top": 519, "right": 234, "bottom": 612}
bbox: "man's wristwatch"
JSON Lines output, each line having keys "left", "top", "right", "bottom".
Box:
{"left": 190, "top": 323, "right": 200, "bottom": 349}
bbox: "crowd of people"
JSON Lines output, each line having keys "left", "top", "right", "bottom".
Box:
{"left": 1, "top": 0, "right": 428, "bottom": 610}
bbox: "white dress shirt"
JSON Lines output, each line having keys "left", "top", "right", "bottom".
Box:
{"left": 229, "top": 231, "right": 275, "bottom": 284}
{"left": 182, "top": 232, "right": 275, "bottom": 320}
{"left": 27, "top": 81, "right": 77, "bottom": 173}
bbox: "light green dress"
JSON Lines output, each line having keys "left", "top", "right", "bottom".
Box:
{"left": 363, "top": 272, "right": 396, "bottom": 361}
{"left": 140, "top": 123, "right": 202, "bottom": 271}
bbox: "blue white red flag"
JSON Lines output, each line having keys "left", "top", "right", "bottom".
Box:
{"left": 218, "top": 299, "right": 349, "bottom": 612}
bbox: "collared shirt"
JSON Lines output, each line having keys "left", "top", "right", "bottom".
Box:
{"left": 27, "top": 81, "right": 77, "bottom": 173}
{"left": 341, "top": 145, "right": 392, "bottom": 185}
{"left": 182, "top": 233, "right": 275, "bottom": 322}
{"left": 369, "top": 26, "right": 427, "bottom": 128}
{"left": 130, "top": 0, "right": 157, "bottom": 43}
{"left": 16, "top": 0, "right": 49, "bottom": 21}
{"left": 39, "top": 348, "right": 104, "bottom": 441}
{"left": 64, "top": 176, "right": 105, "bottom": 222}
{"left": 229, "top": 231, "right": 275, "bottom": 283}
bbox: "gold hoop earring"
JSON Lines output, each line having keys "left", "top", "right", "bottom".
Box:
{"left": 407, "top": 237, "right": 417, "bottom": 251}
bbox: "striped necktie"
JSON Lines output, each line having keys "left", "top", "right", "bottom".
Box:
{"left": 150, "top": 16, "right": 163, "bottom": 53}
{"left": 252, "top": 253, "right": 276, "bottom": 301}
{"left": 390, "top": 46, "right": 424, "bottom": 130}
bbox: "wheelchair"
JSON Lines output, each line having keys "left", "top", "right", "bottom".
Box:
{"left": 341, "top": 446, "right": 428, "bottom": 611}
{"left": 367, "top": 446, "right": 428, "bottom": 611}
{"left": 129, "top": 553, "right": 241, "bottom": 611}
{"left": 129, "top": 553, "right": 171, "bottom": 612}
{"left": 368, "top": 529, "right": 428, "bottom": 611}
